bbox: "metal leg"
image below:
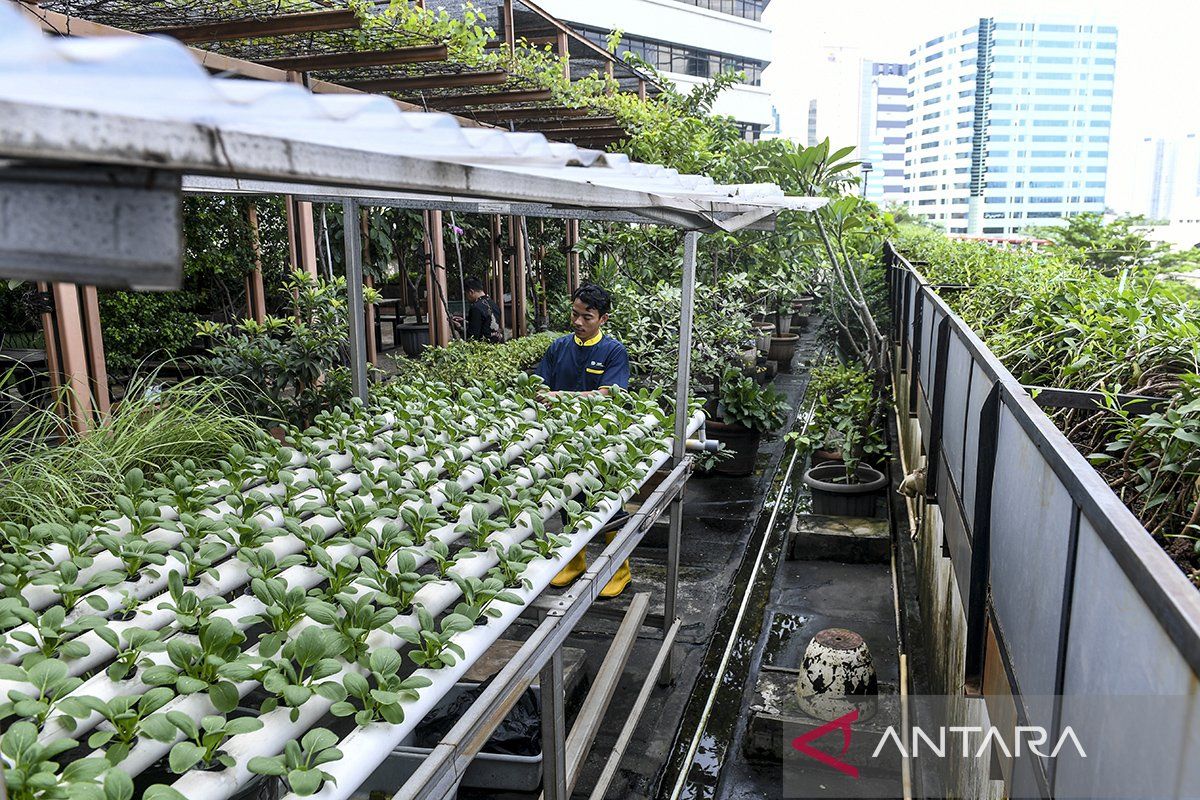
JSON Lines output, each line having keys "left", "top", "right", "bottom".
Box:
{"left": 663, "top": 230, "right": 699, "bottom": 684}
{"left": 342, "top": 199, "right": 368, "bottom": 403}
{"left": 540, "top": 646, "right": 567, "bottom": 800}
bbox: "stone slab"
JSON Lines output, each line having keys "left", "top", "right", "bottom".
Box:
{"left": 790, "top": 513, "right": 890, "bottom": 563}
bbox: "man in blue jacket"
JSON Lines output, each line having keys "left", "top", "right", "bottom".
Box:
{"left": 536, "top": 283, "right": 632, "bottom": 596}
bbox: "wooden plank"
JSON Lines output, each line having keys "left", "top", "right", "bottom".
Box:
{"left": 551, "top": 593, "right": 649, "bottom": 798}
{"left": 257, "top": 43, "right": 449, "bottom": 71}
{"left": 467, "top": 106, "right": 597, "bottom": 122}
{"left": 539, "top": 126, "right": 627, "bottom": 139}
{"left": 419, "top": 88, "right": 554, "bottom": 108}
{"left": 143, "top": 9, "right": 361, "bottom": 44}
{"left": 517, "top": 115, "right": 618, "bottom": 131}
{"left": 486, "top": 35, "right": 556, "bottom": 49}
{"left": 347, "top": 70, "right": 509, "bottom": 93}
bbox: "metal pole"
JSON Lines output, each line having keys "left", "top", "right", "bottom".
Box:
{"left": 343, "top": 199, "right": 368, "bottom": 403}
{"left": 662, "top": 230, "right": 699, "bottom": 684}
{"left": 540, "top": 646, "right": 568, "bottom": 800}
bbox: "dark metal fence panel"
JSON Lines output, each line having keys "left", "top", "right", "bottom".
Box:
{"left": 989, "top": 402, "right": 1076, "bottom": 720}
{"left": 1052, "top": 514, "right": 1199, "bottom": 799}
{"left": 884, "top": 241, "right": 1200, "bottom": 797}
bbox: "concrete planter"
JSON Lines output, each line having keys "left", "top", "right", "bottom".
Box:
{"left": 768, "top": 333, "right": 800, "bottom": 372}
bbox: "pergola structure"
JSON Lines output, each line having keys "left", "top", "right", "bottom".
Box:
{"left": 0, "top": 9, "right": 821, "bottom": 800}
{"left": 12, "top": 0, "right": 668, "bottom": 408}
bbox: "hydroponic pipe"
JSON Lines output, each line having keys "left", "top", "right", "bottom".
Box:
{"left": 128, "top": 410, "right": 666, "bottom": 791}
{"left": 296, "top": 411, "right": 705, "bottom": 800}
{"left": 34, "top": 417, "right": 549, "bottom": 741}
{"left": 174, "top": 412, "right": 703, "bottom": 800}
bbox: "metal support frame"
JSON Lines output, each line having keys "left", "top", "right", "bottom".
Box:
{"left": 342, "top": 199, "right": 368, "bottom": 403}
{"left": 662, "top": 230, "right": 699, "bottom": 683}
{"left": 395, "top": 458, "right": 691, "bottom": 799}
{"left": 540, "top": 647, "right": 568, "bottom": 800}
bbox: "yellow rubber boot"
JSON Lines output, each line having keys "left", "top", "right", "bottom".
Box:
{"left": 599, "top": 530, "right": 631, "bottom": 598}
{"left": 551, "top": 550, "right": 587, "bottom": 587}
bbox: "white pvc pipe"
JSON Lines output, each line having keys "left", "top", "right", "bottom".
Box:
{"left": 180, "top": 412, "right": 703, "bottom": 800}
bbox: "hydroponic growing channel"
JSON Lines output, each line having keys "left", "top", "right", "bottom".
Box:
{"left": 0, "top": 374, "right": 703, "bottom": 800}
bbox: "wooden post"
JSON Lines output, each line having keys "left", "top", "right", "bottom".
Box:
{"left": 425, "top": 210, "right": 452, "bottom": 347}
{"left": 565, "top": 219, "right": 581, "bottom": 295}
{"left": 637, "top": 79, "right": 647, "bottom": 102}
{"left": 78, "top": 286, "right": 110, "bottom": 420}
{"left": 361, "top": 210, "right": 378, "bottom": 365}
{"left": 503, "top": 0, "right": 516, "bottom": 55}
{"left": 515, "top": 217, "right": 529, "bottom": 337}
{"left": 557, "top": 31, "right": 570, "bottom": 80}
{"left": 36, "top": 281, "right": 66, "bottom": 424}
{"left": 285, "top": 197, "right": 319, "bottom": 277}
{"left": 506, "top": 217, "right": 519, "bottom": 338}
{"left": 491, "top": 215, "right": 507, "bottom": 334}
{"left": 245, "top": 202, "right": 267, "bottom": 323}
{"left": 50, "top": 283, "right": 95, "bottom": 433}
{"left": 538, "top": 220, "right": 549, "bottom": 322}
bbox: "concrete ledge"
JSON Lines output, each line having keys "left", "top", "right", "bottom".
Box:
{"left": 790, "top": 513, "right": 890, "bottom": 563}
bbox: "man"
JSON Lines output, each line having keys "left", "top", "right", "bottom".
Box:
{"left": 455, "top": 278, "right": 503, "bottom": 342}
{"left": 536, "top": 283, "right": 632, "bottom": 597}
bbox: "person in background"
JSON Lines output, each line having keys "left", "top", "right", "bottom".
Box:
{"left": 453, "top": 277, "right": 503, "bottom": 342}
{"left": 536, "top": 283, "right": 632, "bottom": 597}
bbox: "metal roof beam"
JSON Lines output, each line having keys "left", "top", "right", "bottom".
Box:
{"left": 143, "top": 9, "right": 360, "bottom": 44}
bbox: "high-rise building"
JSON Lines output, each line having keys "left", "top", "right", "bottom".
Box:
{"left": 858, "top": 61, "right": 908, "bottom": 205}
{"left": 905, "top": 19, "right": 1118, "bottom": 235}
{"left": 1132, "top": 134, "right": 1200, "bottom": 221}
{"left": 534, "top": 0, "right": 774, "bottom": 137}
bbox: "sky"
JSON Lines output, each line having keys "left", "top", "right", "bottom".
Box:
{"left": 760, "top": 0, "right": 1200, "bottom": 213}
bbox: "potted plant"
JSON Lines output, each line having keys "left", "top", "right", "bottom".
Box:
{"left": 799, "top": 362, "right": 888, "bottom": 515}
{"left": 706, "top": 370, "right": 790, "bottom": 477}
{"left": 768, "top": 332, "right": 801, "bottom": 372}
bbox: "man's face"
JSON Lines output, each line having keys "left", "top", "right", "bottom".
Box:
{"left": 571, "top": 298, "right": 608, "bottom": 341}
{"left": 468, "top": 289, "right": 484, "bottom": 302}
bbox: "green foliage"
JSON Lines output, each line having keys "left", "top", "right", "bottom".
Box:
{"left": 0, "top": 373, "right": 262, "bottom": 529}
{"left": 797, "top": 360, "right": 887, "bottom": 481}
{"left": 394, "top": 333, "right": 558, "bottom": 387}
{"left": 197, "top": 270, "right": 380, "bottom": 428}
{"left": 898, "top": 229, "right": 1200, "bottom": 572}
{"left": 1029, "top": 212, "right": 1197, "bottom": 276}
{"left": 246, "top": 727, "right": 343, "bottom": 797}
{"left": 718, "top": 371, "right": 789, "bottom": 433}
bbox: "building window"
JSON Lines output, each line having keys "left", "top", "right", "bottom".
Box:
{"left": 578, "top": 27, "right": 766, "bottom": 84}
{"left": 666, "top": 0, "right": 768, "bottom": 21}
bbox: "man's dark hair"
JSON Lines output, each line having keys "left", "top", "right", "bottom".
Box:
{"left": 572, "top": 283, "right": 612, "bottom": 315}
{"left": 465, "top": 277, "right": 485, "bottom": 293}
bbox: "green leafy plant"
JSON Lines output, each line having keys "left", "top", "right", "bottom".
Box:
{"left": 246, "top": 727, "right": 343, "bottom": 797}
{"left": 396, "top": 605, "right": 472, "bottom": 670}
{"left": 57, "top": 687, "right": 174, "bottom": 765}
{"left": 140, "top": 617, "right": 249, "bottom": 713}
{"left": 0, "top": 658, "right": 86, "bottom": 728}
{"left": 719, "top": 371, "right": 790, "bottom": 433}
{"left": 359, "top": 552, "right": 432, "bottom": 613}
{"left": 256, "top": 626, "right": 346, "bottom": 721}
{"left": 330, "top": 647, "right": 431, "bottom": 725}
{"left": 141, "top": 711, "right": 264, "bottom": 773}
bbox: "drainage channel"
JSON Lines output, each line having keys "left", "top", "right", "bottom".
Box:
{"left": 656, "top": 400, "right": 814, "bottom": 800}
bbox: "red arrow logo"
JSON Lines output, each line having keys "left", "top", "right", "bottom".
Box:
{"left": 791, "top": 709, "right": 860, "bottom": 778}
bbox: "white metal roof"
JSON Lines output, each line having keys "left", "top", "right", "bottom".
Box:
{"left": 0, "top": 4, "right": 825, "bottom": 231}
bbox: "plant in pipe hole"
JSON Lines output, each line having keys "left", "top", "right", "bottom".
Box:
{"left": 307, "top": 547, "right": 363, "bottom": 600}
{"left": 140, "top": 711, "right": 265, "bottom": 773}
{"left": 246, "top": 726, "right": 343, "bottom": 797}
{"left": 35, "top": 521, "right": 93, "bottom": 564}
{"left": 333, "top": 495, "right": 383, "bottom": 540}
{"left": 0, "top": 598, "right": 36, "bottom": 655}
{"left": 283, "top": 519, "right": 346, "bottom": 561}
{"left": 330, "top": 647, "right": 431, "bottom": 725}
{"left": 399, "top": 502, "right": 445, "bottom": 546}
{"left": 140, "top": 617, "right": 249, "bottom": 713}
{"left": 94, "top": 533, "right": 172, "bottom": 581}
{"left": 489, "top": 542, "right": 536, "bottom": 590}
{"left": 456, "top": 504, "right": 508, "bottom": 550}
{"left": 244, "top": 578, "right": 311, "bottom": 656}
{"left": 57, "top": 687, "right": 174, "bottom": 766}
{"left": 450, "top": 574, "right": 523, "bottom": 624}
{"left": 8, "top": 604, "right": 104, "bottom": 664}
{"left": 168, "top": 512, "right": 223, "bottom": 550}
{"left": 349, "top": 521, "right": 413, "bottom": 566}
{"left": 174, "top": 539, "right": 226, "bottom": 586}
{"left": 1, "top": 525, "right": 48, "bottom": 600}
{"left": 427, "top": 539, "right": 474, "bottom": 579}
{"left": 359, "top": 553, "right": 432, "bottom": 612}
{"left": 153, "top": 471, "right": 220, "bottom": 517}
{"left": 215, "top": 515, "right": 274, "bottom": 551}
{"left": 95, "top": 626, "right": 163, "bottom": 681}
{"left": 1, "top": 720, "right": 134, "bottom": 800}
{"left": 32, "top": 558, "right": 124, "bottom": 616}
{"left": 526, "top": 515, "right": 569, "bottom": 560}
{"left": 0, "top": 658, "right": 86, "bottom": 728}
{"left": 255, "top": 627, "right": 346, "bottom": 721}
{"left": 396, "top": 606, "right": 472, "bottom": 669}
{"left": 306, "top": 594, "right": 398, "bottom": 663}
{"left": 158, "top": 572, "right": 231, "bottom": 634}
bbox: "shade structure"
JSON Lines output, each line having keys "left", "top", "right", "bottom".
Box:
{"left": 0, "top": 3, "right": 824, "bottom": 288}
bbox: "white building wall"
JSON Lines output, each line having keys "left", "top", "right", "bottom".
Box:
{"left": 537, "top": 0, "right": 774, "bottom": 128}
{"left": 859, "top": 61, "right": 909, "bottom": 205}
